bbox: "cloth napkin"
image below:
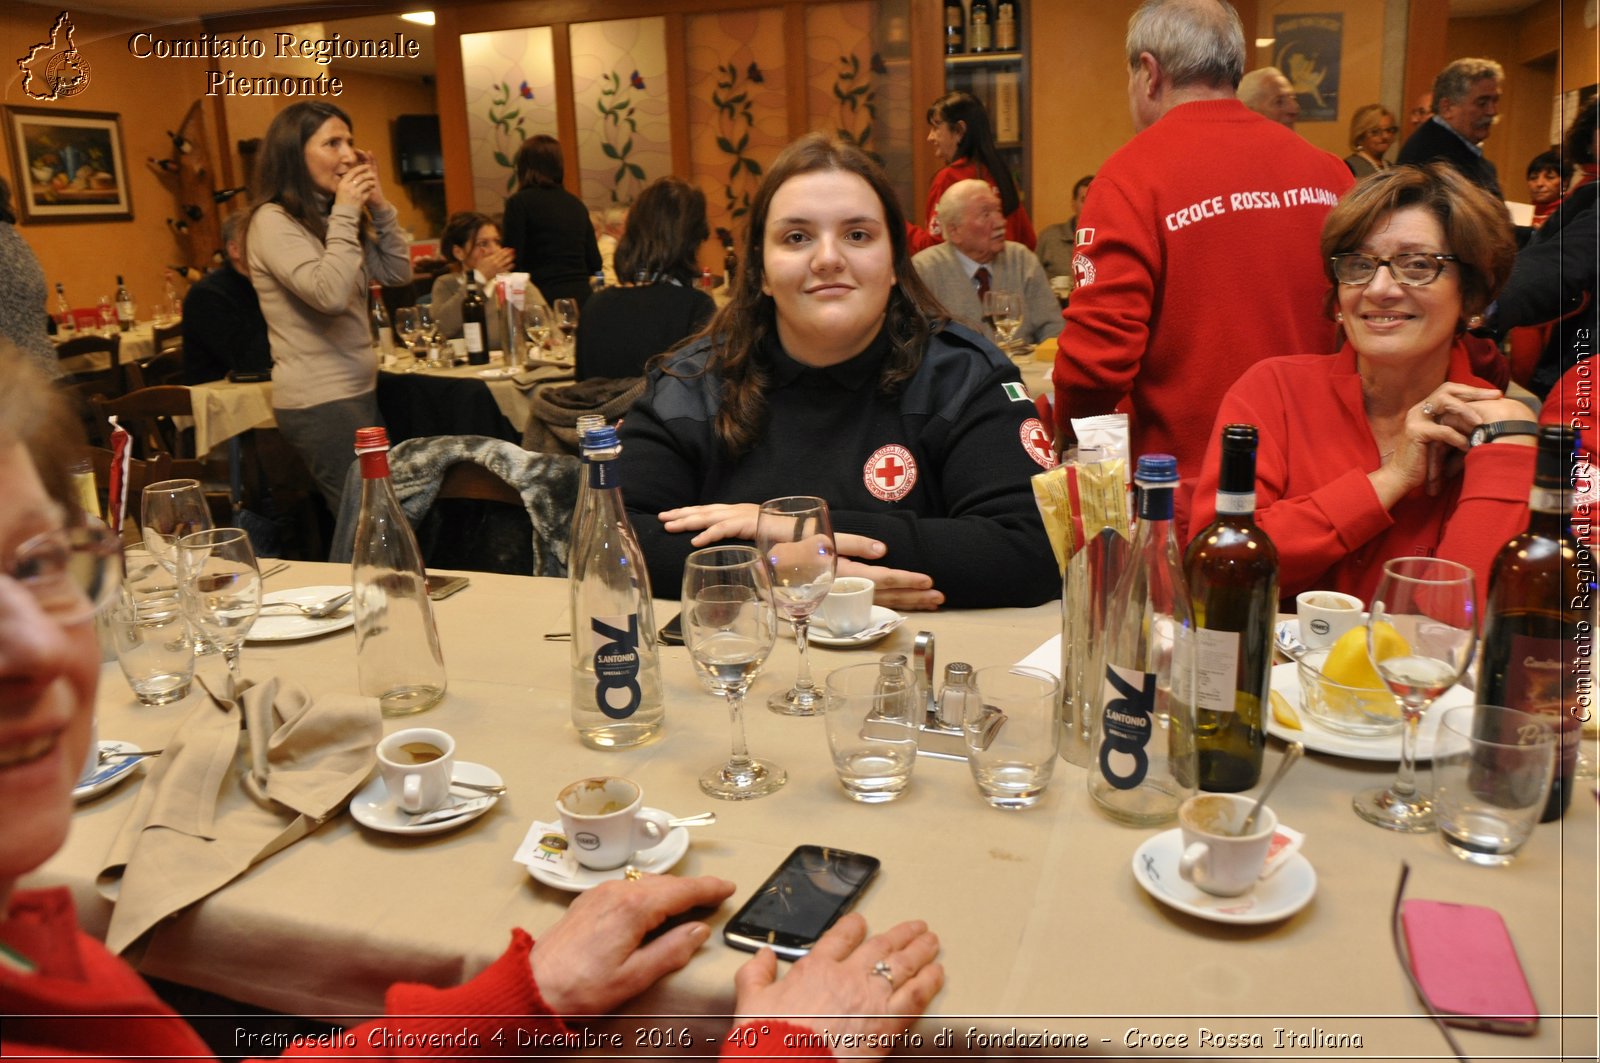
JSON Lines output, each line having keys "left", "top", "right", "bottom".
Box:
{"left": 96, "top": 675, "right": 381, "bottom": 954}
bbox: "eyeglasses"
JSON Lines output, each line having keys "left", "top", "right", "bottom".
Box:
{"left": 4, "top": 523, "right": 122, "bottom": 624}
{"left": 1331, "top": 252, "right": 1459, "bottom": 287}
{"left": 1366, "top": 125, "right": 1399, "bottom": 136}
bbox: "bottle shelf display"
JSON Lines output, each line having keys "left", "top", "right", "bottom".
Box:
{"left": 939, "top": 1, "right": 1028, "bottom": 199}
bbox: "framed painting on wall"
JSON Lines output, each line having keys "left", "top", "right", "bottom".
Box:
{"left": 4, "top": 105, "right": 132, "bottom": 222}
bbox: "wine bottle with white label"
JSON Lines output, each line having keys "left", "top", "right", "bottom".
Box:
{"left": 461, "top": 274, "right": 490, "bottom": 365}
{"left": 1476, "top": 425, "right": 1590, "bottom": 821}
{"left": 1185, "top": 424, "right": 1278, "bottom": 792}
{"left": 1089, "top": 453, "right": 1197, "bottom": 826}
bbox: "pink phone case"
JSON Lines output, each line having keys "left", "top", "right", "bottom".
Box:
{"left": 1401, "top": 899, "right": 1538, "bottom": 1034}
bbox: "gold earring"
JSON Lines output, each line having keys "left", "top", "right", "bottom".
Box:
{"left": 1335, "top": 311, "right": 1344, "bottom": 323}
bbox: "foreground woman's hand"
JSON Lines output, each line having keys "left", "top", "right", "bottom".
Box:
{"left": 659, "top": 503, "right": 760, "bottom": 546}
{"left": 732, "top": 913, "right": 943, "bottom": 1062}
{"left": 529, "top": 874, "right": 736, "bottom": 1017}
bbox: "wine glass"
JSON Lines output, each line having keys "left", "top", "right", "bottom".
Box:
{"left": 176, "top": 527, "right": 262, "bottom": 703}
{"left": 755, "top": 496, "right": 836, "bottom": 716}
{"left": 983, "top": 289, "right": 1023, "bottom": 351}
{"left": 142, "top": 479, "right": 212, "bottom": 575}
{"left": 416, "top": 305, "right": 444, "bottom": 367}
{"left": 394, "top": 307, "right": 422, "bottom": 369}
{"left": 682, "top": 545, "right": 784, "bottom": 800}
{"left": 1353, "top": 556, "right": 1478, "bottom": 833}
{"left": 523, "top": 304, "right": 552, "bottom": 363}
{"left": 553, "top": 298, "right": 579, "bottom": 361}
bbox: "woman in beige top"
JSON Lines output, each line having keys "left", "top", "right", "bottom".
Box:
{"left": 245, "top": 101, "right": 411, "bottom": 511}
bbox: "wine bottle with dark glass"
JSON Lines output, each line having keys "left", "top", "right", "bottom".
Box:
{"left": 968, "top": 0, "right": 993, "bottom": 53}
{"left": 462, "top": 275, "right": 490, "bottom": 365}
{"left": 944, "top": 1, "right": 965, "bottom": 55}
{"left": 1184, "top": 424, "right": 1278, "bottom": 792}
{"left": 1475, "top": 425, "right": 1591, "bottom": 821}
{"left": 995, "top": 0, "right": 1020, "bottom": 51}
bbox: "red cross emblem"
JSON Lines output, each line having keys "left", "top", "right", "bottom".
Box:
{"left": 863, "top": 444, "right": 917, "bottom": 502}
{"left": 1020, "top": 418, "right": 1056, "bottom": 469}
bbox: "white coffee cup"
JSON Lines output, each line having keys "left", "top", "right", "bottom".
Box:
{"left": 1296, "top": 590, "right": 1364, "bottom": 650}
{"left": 818, "top": 576, "right": 875, "bottom": 637}
{"left": 377, "top": 728, "right": 456, "bottom": 813}
{"left": 556, "top": 776, "right": 672, "bottom": 870}
{"left": 1177, "top": 793, "right": 1277, "bottom": 897}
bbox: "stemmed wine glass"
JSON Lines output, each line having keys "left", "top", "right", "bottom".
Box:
{"left": 553, "top": 298, "right": 579, "bottom": 361}
{"left": 176, "top": 527, "right": 262, "bottom": 703}
{"left": 394, "top": 307, "right": 423, "bottom": 370}
{"left": 523, "top": 304, "right": 552, "bottom": 363}
{"left": 1353, "top": 556, "right": 1478, "bottom": 832}
{"left": 983, "top": 289, "right": 1023, "bottom": 351}
{"left": 142, "top": 479, "right": 213, "bottom": 574}
{"left": 416, "top": 305, "right": 444, "bottom": 367}
{"left": 682, "top": 545, "right": 784, "bottom": 800}
{"left": 755, "top": 496, "right": 836, "bottom": 716}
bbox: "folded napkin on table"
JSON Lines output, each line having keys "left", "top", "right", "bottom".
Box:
{"left": 96, "top": 675, "right": 381, "bottom": 954}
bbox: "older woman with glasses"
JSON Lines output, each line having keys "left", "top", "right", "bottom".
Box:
{"left": 1344, "top": 103, "right": 1399, "bottom": 179}
{"left": 1189, "top": 164, "right": 1535, "bottom": 602}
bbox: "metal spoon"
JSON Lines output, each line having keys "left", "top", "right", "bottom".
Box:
{"left": 668, "top": 812, "right": 717, "bottom": 828}
{"left": 451, "top": 779, "right": 507, "bottom": 796}
{"left": 99, "top": 747, "right": 164, "bottom": 763}
{"left": 1242, "top": 741, "right": 1302, "bottom": 835}
{"left": 260, "top": 590, "right": 353, "bottom": 618}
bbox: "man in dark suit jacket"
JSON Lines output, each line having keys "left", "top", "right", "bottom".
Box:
{"left": 182, "top": 213, "right": 272, "bottom": 383}
{"left": 1397, "top": 57, "right": 1504, "bottom": 198}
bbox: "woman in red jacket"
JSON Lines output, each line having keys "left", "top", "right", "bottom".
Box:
{"left": 909, "top": 91, "right": 1035, "bottom": 254}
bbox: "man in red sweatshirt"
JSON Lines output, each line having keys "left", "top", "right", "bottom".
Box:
{"left": 1052, "top": 0, "right": 1352, "bottom": 533}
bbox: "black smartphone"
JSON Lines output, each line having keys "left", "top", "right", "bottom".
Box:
{"left": 658, "top": 612, "right": 684, "bottom": 646}
{"left": 723, "top": 845, "right": 880, "bottom": 959}
{"left": 424, "top": 574, "right": 471, "bottom": 601}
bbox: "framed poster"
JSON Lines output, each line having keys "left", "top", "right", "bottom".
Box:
{"left": 5, "top": 105, "right": 132, "bottom": 222}
{"left": 1272, "top": 14, "right": 1341, "bottom": 124}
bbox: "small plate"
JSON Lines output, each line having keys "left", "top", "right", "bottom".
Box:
{"left": 526, "top": 809, "right": 689, "bottom": 892}
{"left": 1268, "top": 661, "right": 1461, "bottom": 762}
{"left": 349, "top": 761, "right": 502, "bottom": 836}
{"left": 1132, "top": 828, "right": 1316, "bottom": 925}
{"left": 74, "top": 741, "right": 144, "bottom": 802}
{"left": 787, "top": 606, "right": 905, "bottom": 647}
{"left": 249, "top": 585, "right": 355, "bottom": 642}
{"left": 476, "top": 366, "right": 519, "bottom": 380}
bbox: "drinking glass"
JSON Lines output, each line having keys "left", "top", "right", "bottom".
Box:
{"left": 756, "top": 496, "right": 835, "bottom": 716}
{"left": 823, "top": 661, "right": 917, "bottom": 802}
{"left": 108, "top": 591, "right": 195, "bottom": 705}
{"left": 682, "top": 545, "right": 784, "bottom": 800}
{"left": 394, "top": 307, "right": 422, "bottom": 369}
{"left": 1432, "top": 704, "right": 1556, "bottom": 866}
{"left": 1353, "top": 556, "right": 1477, "bottom": 832}
{"left": 983, "top": 289, "right": 1023, "bottom": 350}
{"left": 966, "top": 666, "right": 1062, "bottom": 809}
{"left": 97, "top": 297, "right": 117, "bottom": 336}
{"left": 417, "top": 305, "right": 445, "bottom": 367}
{"left": 523, "top": 304, "right": 552, "bottom": 363}
{"left": 177, "top": 527, "right": 261, "bottom": 702}
{"left": 142, "top": 479, "right": 212, "bottom": 575}
{"left": 553, "top": 298, "right": 579, "bottom": 360}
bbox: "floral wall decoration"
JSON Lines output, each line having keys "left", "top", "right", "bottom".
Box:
{"left": 804, "top": 1, "right": 912, "bottom": 218}
{"left": 460, "top": 26, "right": 558, "bottom": 215}
{"left": 830, "top": 52, "right": 879, "bottom": 161}
{"left": 711, "top": 60, "right": 764, "bottom": 220}
{"left": 571, "top": 17, "right": 670, "bottom": 212}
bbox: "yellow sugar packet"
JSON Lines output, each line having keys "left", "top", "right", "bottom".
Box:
{"left": 1031, "top": 458, "right": 1130, "bottom": 573}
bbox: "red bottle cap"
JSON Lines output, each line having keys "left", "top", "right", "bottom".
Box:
{"left": 353, "top": 426, "right": 390, "bottom": 454}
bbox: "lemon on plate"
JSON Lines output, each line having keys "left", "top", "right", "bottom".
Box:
{"left": 1320, "top": 623, "right": 1407, "bottom": 719}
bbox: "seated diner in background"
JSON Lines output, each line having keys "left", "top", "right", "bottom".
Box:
{"left": 576, "top": 176, "right": 714, "bottom": 382}
{"left": 618, "top": 134, "right": 1059, "bottom": 612}
{"left": 0, "top": 349, "right": 944, "bottom": 1061}
{"left": 1189, "top": 164, "right": 1533, "bottom": 603}
{"left": 429, "top": 210, "right": 537, "bottom": 353}
{"left": 181, "top": 213, "right": 272, "bottom": 384}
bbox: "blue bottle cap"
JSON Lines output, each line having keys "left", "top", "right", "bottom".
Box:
{"left": 581, "top": 425, "right": 620, "bottom": 450}
{"left": 1134, "top": 453, "right": 1178, "bottom": 484}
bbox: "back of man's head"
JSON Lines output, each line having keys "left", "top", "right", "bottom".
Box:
{"left": 1126, "top": 0, "right": 1245, "bottom": 91}
{"left": 1431, "top": 57, "right": 1503, "bottom": 111}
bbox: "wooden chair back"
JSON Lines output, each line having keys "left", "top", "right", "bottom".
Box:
{"left": 56, "top": 333, "right": 125, "bottom": 397}
{"left": 438, "top": 460, "right": 523, "bottom": 505}
{"left": 89, "top": 386, "right": 200, "bottom": 475}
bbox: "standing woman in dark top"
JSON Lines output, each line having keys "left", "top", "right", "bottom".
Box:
{"left": 502, "top": 134, "right": 602, "bottom": 308}
{"left": 576, "top": 176, "right": 714, "bottom": 381}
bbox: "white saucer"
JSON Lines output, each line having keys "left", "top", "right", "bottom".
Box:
{"left": 250, "top": 586, "right": 355, "bottom": 642}
{"left": 1268, "top": 661, "right": 1460, "bottom": 762}
{"left": 476, "top": 366, "right": 519, "bottom": 380}
{"left": 1132, "top": 828, "right": 1316, "bottom": 925}
{"left": 349, "top": 760, "right": 502, "bottom": 835}
{"left": 792, "top": 606, "right": 904, "bottom": 647}
{"left": 526, "top": 808, "right": 689, "bottom": 892}
{"left": 74, "top": 741, "right": 144, "bottom": 802}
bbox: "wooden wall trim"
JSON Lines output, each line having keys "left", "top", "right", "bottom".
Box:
{"left": 908, "top": 0, "right": 941, "bottom": 220}
{"left": 1405, "top": 0, "right": 1451, "bottom": 116}
{"left": 435, "top": 6, "right": 472, "bottom": 215}
{"left": 784, "top": 3, "right": 809, "bottom": 141}
{"left": 666, "top": 12, "right": 692, "bottom": 178}
{"left": 552, "top": 22, "right": 581, "bottom": 197}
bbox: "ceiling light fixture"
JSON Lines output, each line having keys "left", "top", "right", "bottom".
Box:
{"left": 400, "top": 12, "right": 436, "bottom": 27}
